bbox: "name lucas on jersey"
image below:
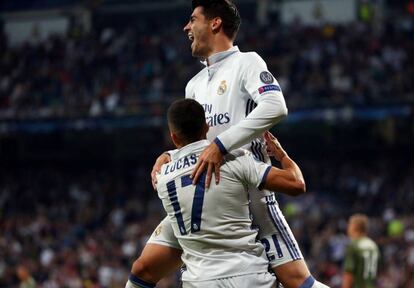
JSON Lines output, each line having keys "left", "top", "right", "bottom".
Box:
{"left": 164, "top": 154, "right": 198, "bottom": 175}
{"left": 202, "top": 104, "right": 230, "bottom": 127}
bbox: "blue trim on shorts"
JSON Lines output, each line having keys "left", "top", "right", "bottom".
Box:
{"left": 299, "top": 276, "right": 315, "bottom": 288}
{"left": 266, "top": 195, "right": 301, "bottom": 260}
{"left": 129, "top": 274, "right": 156, "bottom": 288}
{"left": 272, "top": 234, "right": 284, "bottom": 258}
{"left": 269, "top": 199, "right": 301, "bottom": 259}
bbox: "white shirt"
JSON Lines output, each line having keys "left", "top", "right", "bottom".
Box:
{"left": 185, "top": 46, "right": 288, "bottom": 161}
{"left": 156, "top": 140, "right": 272, "bottom": 281}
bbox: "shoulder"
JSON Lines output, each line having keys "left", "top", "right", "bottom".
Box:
{"left": 231, "top": 51, "right": 268, "bottom": 79}
{"left": 237, "top": 51, "right": 267, "bottom": 67}
{"left": 155, "top": 164, "right": 171, "bottom": 188}
{"left": 187, "top": 67, "right": 207, "bottom": 86}
{"left": 185, "top": 67, "right": 207, "bottom": 97}
{"left": 224, "top": 148, "right": 252, "bottom": 164}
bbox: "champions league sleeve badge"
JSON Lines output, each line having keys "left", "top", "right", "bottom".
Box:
{"left": 260, "top": 71, "right": 274, "bottom": 84}
{"left": 217, "top": 80, "right": 227, "bottom": 95}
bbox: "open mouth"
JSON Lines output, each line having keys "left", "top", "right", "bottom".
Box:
{"left": 188, "top": 33, "right": 194, "bottom": 42}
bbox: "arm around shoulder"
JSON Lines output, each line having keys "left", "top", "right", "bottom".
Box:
{"left": 263, "top": 156, "right": 306, "bottom": 196}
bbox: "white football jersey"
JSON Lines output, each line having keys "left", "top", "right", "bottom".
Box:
{"left": 156, "top": 140, "right": 272, "bottom": 282}
{"left": 185, "top": 46, "right": 288, "bottom": 162}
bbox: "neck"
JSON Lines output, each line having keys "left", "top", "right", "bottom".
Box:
{"left": 350, "top": 232, "right": 365, "bottom": 240}
{"left": 205, "top": 37, "right": 233, "bottom": 65}
{"left": 175, "top": 138, "right": 205, "bottom": 149}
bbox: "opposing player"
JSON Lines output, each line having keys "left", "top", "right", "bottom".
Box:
{"left": 133, "top": 1, "right": 328, "bottom": 287}
{"left": 342, "top": 214, "right": 379, "bottom": 288}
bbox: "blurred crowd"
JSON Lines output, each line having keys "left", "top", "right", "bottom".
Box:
{"left": 1, "top": 154, "right": 414, "bottom": 288}
{"left": 0, "top": 167, "right": 171, "bottom": 288}
{"left": 1, "top": 3, "right": 414, "bottom": 288}
{"left": 0, "top": 12, "right": 413, "bottom": 119}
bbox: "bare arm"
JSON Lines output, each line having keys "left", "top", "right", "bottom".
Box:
{"left": 151, "top": 152, "right": 171, "bottom": 189}
{"left": 262, "top": 132, "right": 305, "bottom": 196}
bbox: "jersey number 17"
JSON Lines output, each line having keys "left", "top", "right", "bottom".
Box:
{"left": 166, "top": 173, "right": 206, "bottom": 235}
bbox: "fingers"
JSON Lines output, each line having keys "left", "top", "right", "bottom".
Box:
{"left": 191, "top": 160, "right": 221, "bottom": 187}
{"left": 151, "top": 169, "right": 159, "bottom": 190}
{"left": 205, "top": 163, "right": 213, "bottom": 188}
{"left": 267, "top": 131, "right": 276, "bottom": 139}
{"left": 214, "top": 162, "right": 220, "bottom": 184}
{"left": 192, "top": 160, "right": 206, "bottom": 185}
{"left": 264, "top": 131, "right": 271, "bottom": 141}
{"left": 151, "top": 153, "right": 171, "bottom": 190}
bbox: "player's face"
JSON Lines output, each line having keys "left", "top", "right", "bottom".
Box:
{"left": 347, "top": 220, "right": 356, "bottom": 237}
{"left": 183, "top": 7, "right": 213, "bottom": 58}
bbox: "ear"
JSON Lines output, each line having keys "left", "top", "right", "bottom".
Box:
{"left": 202, "top": 122, "right": 209, "bottom": 137}
{"left": 211, "top": 17, "right": 222, "bottom": 33}
{"left": 170, "top": 132, "right": 181, "bottom": 148}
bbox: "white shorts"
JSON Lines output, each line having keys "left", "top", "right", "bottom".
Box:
{"left": 148, "top": 192, "right": 303, "bottom": 268}
{"left": 182, "top": 272, "right": 276, "bottom": 288}
{"left": 249, "top": 190, "right": 303, "bottom": 268}
{"left": 147, "top": 216, "right": 181, "bottom": 250}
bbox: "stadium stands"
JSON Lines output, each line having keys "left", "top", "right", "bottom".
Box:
{"left": 1, "top": 1, "right": 413, "bottom": 287}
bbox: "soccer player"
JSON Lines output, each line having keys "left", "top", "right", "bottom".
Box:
{"left": 127, "top": 98, "right": 306, "bottom": 288}
{"left": 342, "top": 214, "right": 379, "bottom": 288}
{"left": 160, "top": 98, "right": 298, "bottom": 287}
{"left": 133, "top": 1, "right": 328, "bottom": 287}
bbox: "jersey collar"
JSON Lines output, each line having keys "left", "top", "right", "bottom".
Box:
{"left": 202, "top": 46, "right": 239, "bottom": 80}
{"left": 205, "top": 46, "right": 239, "bottom": 66}
{"left": 171, "top": 140, "right": 210, "bottom": 161}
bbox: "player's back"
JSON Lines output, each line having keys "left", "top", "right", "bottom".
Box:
{"left": 156, "top": 140, "right": 270, "bottom": 282}
{"left": 344, "top": 237, "right": 379, "bottom": 288}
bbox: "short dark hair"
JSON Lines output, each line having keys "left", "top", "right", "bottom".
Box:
{"left": 167, "top": 99, "right": 206, "bottom": 144}
{"left": 192, "top": 0, "right": 241, "bottom": 40}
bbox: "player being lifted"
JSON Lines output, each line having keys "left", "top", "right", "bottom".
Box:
{"left": 150, "top": 98, "right": 310, "bottom": 287}
{"left": 129, "top": 1, "right": 329, "bottom": 288}
{"left": 127, "top": 99, "right": 306, "bottom": 287}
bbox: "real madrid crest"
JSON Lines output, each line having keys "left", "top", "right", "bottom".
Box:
{"left": 154, "top": 225, "right": 162, "bottom": 236}
{"left": 217, "top": 80, "right": 227, "bottom": 95}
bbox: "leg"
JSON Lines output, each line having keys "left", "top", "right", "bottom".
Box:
{"left": 131, "top": 243, "right": 182, "bottom": 284}
{"left": 127, "top": 217, "right": 183, "bottom": 287}
{"left": 272, "top": 260, "right": 310, "bottom": 288}
{"left": 250, "top": 191, "right": 329, "bottom": 288}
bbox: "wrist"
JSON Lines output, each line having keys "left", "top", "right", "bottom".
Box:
{"left": 158, "top": 152, "right": 171, "bottom": 162}
{"left": 278, "top": 152, "right": 288, "bottom": 162}
{"left": 214, "top": 137, "right": 228, "bottom": 155}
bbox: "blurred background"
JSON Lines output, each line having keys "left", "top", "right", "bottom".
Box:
{"left": 0, "top": 0, "right": 413, "bottom": 287}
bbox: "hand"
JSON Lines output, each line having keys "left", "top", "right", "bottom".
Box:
{"left": 191, "top": 142, "right": 223, "bottom": 188}
{"left": 151, "top": 153, "right": 171, "bottom": 189}
{"left": 264, "top": 131, "right": 287, "bottom": 162}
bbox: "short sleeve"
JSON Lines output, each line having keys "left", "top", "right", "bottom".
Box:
{"left": 240, "top": 53, "right": 283, "bottom": 103}
{"left": 226, "top": 150, "right": 271, "bottom": 189}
